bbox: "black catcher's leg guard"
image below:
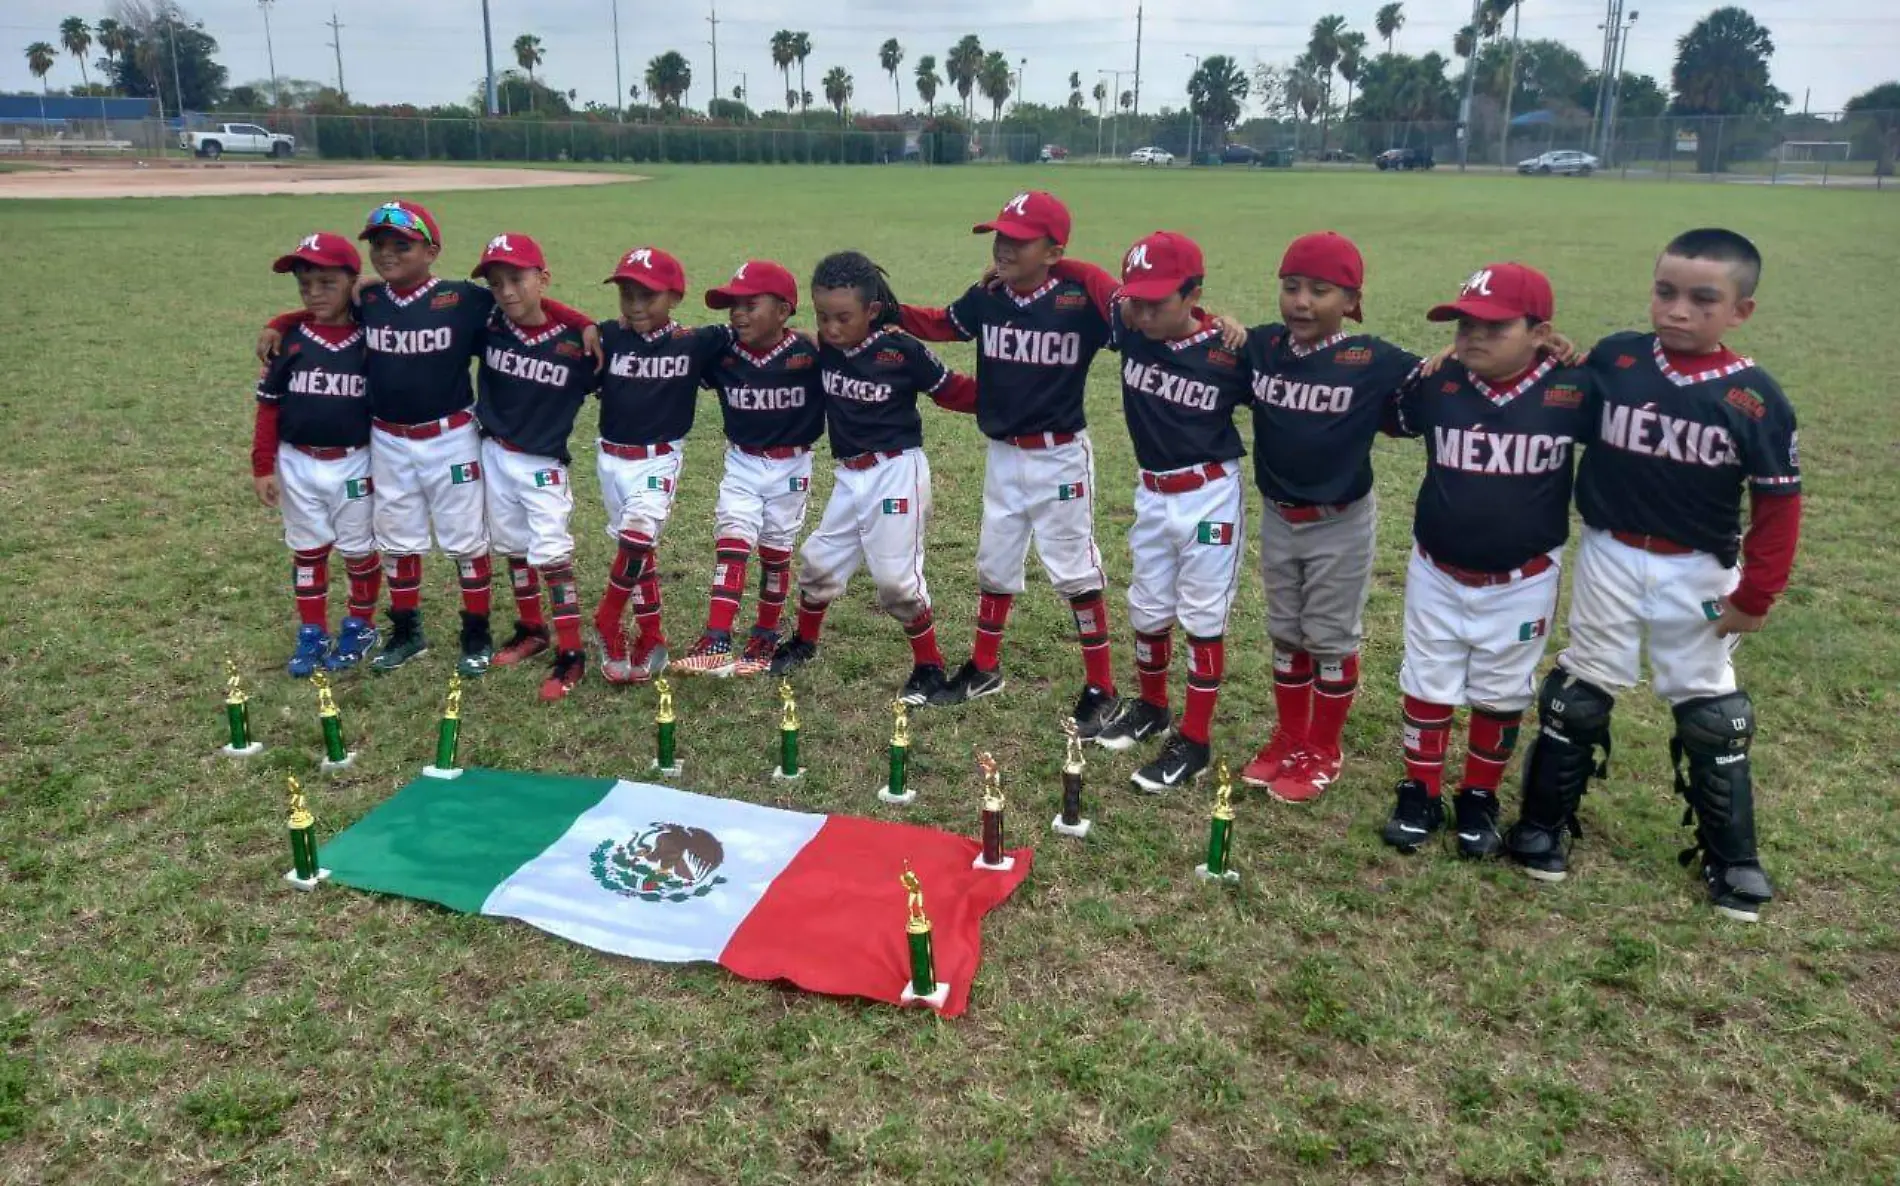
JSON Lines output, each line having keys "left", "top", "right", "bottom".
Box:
{"left": 1671, "top": 691, "right": 1774, "bottom": 921}
{"left": 1504, "top": 669, "right": 1613, "bottom": 882}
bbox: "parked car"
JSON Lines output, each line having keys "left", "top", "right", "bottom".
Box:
{"left": 1518, "top": 149, "right": 1599, "bottom": 175}
{"left": 1038, "top": 144, "right": 1070, "bottom": 162}
{"left": 1220, "top": 143, "right": 1263, "bottom": 165}
{"left": 1375, "top": 146, "right": 1435, "bottom": 171}
{"left": 179, "top": 122, "right": 296, "bottom": 159}
{"left": 1128, "top": 146, "right": 1174, "bottom": 166}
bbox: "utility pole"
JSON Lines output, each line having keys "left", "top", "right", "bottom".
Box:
{"left": 1132, "top": 4, "right": 1144, "bottom": 115}
{"left": 739, "top": 71, "right": 748, "bottom": 119}
{"left": 1601, "top": 8, "right": 1638, "bottom": 160}
{"left": 1456, "top": 0, "right": 1482, "bottom": 169}
{"left": 481, "top": 0, "right": 498, "bottom": 114}
{"left": 325, "top": 8, "right": 346, "bottom": 98}
{"left": 611, "top": 0, "right": 624, "bottom": 120}
{"left": 1587, "top": 0, "right": 1616, "bottom": 156}
{"left": 1098, "top": 67, "right": 1131, "bottom": 158}
{"left": 165, "top": 9, "right": 185, "bottom": 116}
{"left": 1184, "top": 53, "right": 1200, "bottom": 164}
{"left": 259, "top": 0, "right": 279, "bottom": 108}
{"left": 707, "top": 2, "right": 721, "bottom": 115}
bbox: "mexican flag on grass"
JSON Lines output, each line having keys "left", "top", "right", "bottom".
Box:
{"left": 321, "top": 769, "right": 1032, "bottom": 1016}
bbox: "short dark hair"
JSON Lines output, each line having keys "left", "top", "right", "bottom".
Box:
{"left": 810, "top": 250, "right": 902, "bottom": 327}
{"left": 1178, "top": 275, "right": 1205, "bottom": 298}
{"left": 1663, "top": 227, "right": 1762, "bottom": 298}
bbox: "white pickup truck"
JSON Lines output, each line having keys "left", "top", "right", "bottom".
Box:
{"left": 179, "top": 123, "right": 297, "bottom": 159}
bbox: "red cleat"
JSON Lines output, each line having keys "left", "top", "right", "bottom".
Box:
{"left": 1241, "top": 730, "right": 1304, "bottom": 787}
{"left": 1268, "top": 749, "right": 1342, "bottom": 804}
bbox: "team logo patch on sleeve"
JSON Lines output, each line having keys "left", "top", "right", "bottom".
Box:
{"left": 1054, "top": 291, "right": 1090, "bottom": 311}
{"left": 533, "top": 468, "right": 563, "bottom": 488}
{"left": 1517, "top": 617, "right": 1548, "bottom": 641}
{"left": 1725, "top": 387, "right": 1767, "bottom": 420}
{"left": 1196, "top": 521, "right": 1236, "bottom": 546}
{"left": 1543, "top": 383, "right": 1584, "bottom": 408}
{"left": 789, "top": 476, "right": 810, "bottom": 492}
{"left": 875, "top": 348, "right": 908, "bottom": 366}
{"left": 1056, "top": 482, "right": 1086, "bottom": 501}
{"left": 1334, "top": 346, "right": 1372, "bottom": 366}
{"left": 880, "top": 498, "right": 910, "bottom": 515}
{"left": 430, "top": 290, "right": 461, "bottom": 310}
{"left": 448, "top": 461, "right": 482, "bottom": 484}
{"left": 344, "top": 477, "right": 374, "bottom": 499}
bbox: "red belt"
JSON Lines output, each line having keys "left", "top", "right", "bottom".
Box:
{"left": 289, "top": 443, "right": 359, "bottom": 460}
{"left": 601, "top": 441, "right": 676, "bottom": 461}
{"left": 1269, "top": 500, "right": 1354, "bottom": 524}
{"left": 1424, "top": 549, "right": 1556, "bottom": 588}
{"left": 1610, "top": 530, "right": 1695, "bottom": 556}
{"left": 839, "top": 449, "right": 905, "bottom": 471}
{"left": 1005, "top": 431, "right": 1077, "bottom": 450}
{"left": 737, "top": 443, "right": 811, "bottom": 460}
{"left": 372, "top": 409, "right": 474, "bottom": 440}
{"left": 1140, "top": 460, "right": 1230, "bottom": 494}
{"left": 493, "top": 437, "right": 532, "bottom": 454}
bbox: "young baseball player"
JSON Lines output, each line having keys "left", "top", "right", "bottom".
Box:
{"left": 259, "top": 200, "right": 596, "bottom": 678}
{"left": 591, "top": 247, "right": 733, "bottom": 685}
{"left": 1380, "top": 263, "right": 1595, "bottom": 857}
{"left": 1235, "top": 232, "right": 1425, "bottom": 802}
{"left": 1503, "top": 228, "right": 1800, "bottom": 922}
{"left": 1088, "top": 231, "right": 1253, "bottom": 792}
{"left": 898, "top": 190, "right": 1124, "bottom": 737}
{"left": 469, "top": 233, "right": 600, "bottom": 701}
{"left": 767, "top": 251, "right": 978, "bottom": 703}
{"left": 250, "top": 231, "right": 382, "bottom": 676}
{"left": 670, "top": 260, "right": 826, "bottom": 678}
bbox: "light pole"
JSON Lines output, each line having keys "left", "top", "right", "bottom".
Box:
{"left": 1456, "top": 0, "right": 1482, "bottom": 170}
{"left": 259, "top": 0, "right": 279, "bottom": 108}
{"left": 611, "top": 0, "right": 624, "bottom": 121}
{"left": 481, "top": 0, "right": 498, "bottom": 115}
{"left": 1601, "top": 9, "right": 1638, "bottom": 160}
{"left": 1098, "top": 67, "right": 1131, "bottom": 159}
{"left": 1184, "top": 53, "right": 1200, "bottom": 164}
{"left": 165, "top": 9, "right": 185, "bottom": 117}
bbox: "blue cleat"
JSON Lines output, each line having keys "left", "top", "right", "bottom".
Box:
{"left": 327, "top": 616, "right": 380, "bottom": 671}
{"left": 287, "top": 624, "right": 333, "bottom": 678}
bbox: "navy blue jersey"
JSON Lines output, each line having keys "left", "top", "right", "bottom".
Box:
{"left": 1110, "top": 316, "right": 1250, "bottom": 473}
{"left": 356, "top": 277, "right": 498, "bottom": 425}
{"left": 597, "top": 320, "right": 729, "bottom": 445}
{"left": 817, "top": 327, "right": 951, "bottom": 458}
{"left": 704, "top": 332, "right": 826, "bottom": 450}
{"left": 1577, "top": 331, "right": 1800, "bottom": 566}
{"left": 943, "top": 276, "right": 1112, "bottom": 440}
{"left": 474, "top": 312, "right": 598, "bottom": 463}
{"left": 256, "top": 322, "right": 373, "bottom": 448}
{"left": 1244, "top": 327, "right": 1421, "bottom": 506}
{"left": 1394, "top": 358, "right": 1596, "bottom": 572}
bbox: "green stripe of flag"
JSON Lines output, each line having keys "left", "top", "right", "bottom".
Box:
{"left": 323, "top": 769, "right": 617, "bottom": 913}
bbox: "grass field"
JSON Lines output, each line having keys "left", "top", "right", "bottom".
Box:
{"left": 4, "top": 165, "right": 1898, "bottom": 1184}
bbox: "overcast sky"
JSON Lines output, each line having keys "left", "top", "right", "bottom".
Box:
{"left": 4, "top": 0, "right": 1894, "bottom": 114}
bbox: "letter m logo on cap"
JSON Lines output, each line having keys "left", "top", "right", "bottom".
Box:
{"left": 626, "top": 248, "right": 653, "bottom": 267}
{"left": 1003, "top": 192, "right": 1031, "bottom": 216}
{"left": 1463, "top": 268, "right": 1495, "bottom": 297}
{"left": 487, "top": 234, "right": 512, "bottom": 254}
{"left": 1125, "top": 242, "right": 1152, "bottom": 272}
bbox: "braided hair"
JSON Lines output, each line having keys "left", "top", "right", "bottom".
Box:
{"left": 810, "top": 250, "right": 902, "bottom": 328}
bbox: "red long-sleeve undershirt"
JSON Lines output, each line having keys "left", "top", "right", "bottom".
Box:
{"left": 929, "top": 372, "right": 978, "bottom": 415}
{"left": 1731, "top": 490, "right": 1801, "bottom": 616}
{"left": 251, "top": 401, "right": 281, "bottom": 477}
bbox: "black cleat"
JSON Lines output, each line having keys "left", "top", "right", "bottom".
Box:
{"left": 899, "top": 663, "right": 948, "bottom": 705}
{"left": 457, "top": 611, "right": 494, "bottom": 677}
{"left": 1094, "top": 698, "right": 1171, "bottom": 752}
{"left": 1452, "top": 787, "right": 1504, "bottom": 859}
{"left": 1131, "top": 732, "right": 1210, "bottom": 794}
{"left": 1071, "top": 684, "right": 1123, "bottom": 740}
{"left": 370, "top": 608, "right": 428, "bottom": 673}
{"left": 1504, "top": 820, "right": 1571, "bottom": 882}
{"left": 770, "top": 635, "right": 818, "bottom": 675}
{"left": 1693, "top": 857, "right": 1774, "bottom": 923}
{"left": 1382, "top": 779, "right": 1445, "bottom": 853}
{"left": 928, "top": 659, "right": 1006, "bottom": 706}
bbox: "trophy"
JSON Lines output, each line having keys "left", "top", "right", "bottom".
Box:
{"left": 1051, "top": 716, "right": 1093, "bottom": 839}
{"left": 312, "top": 672, "right": 356, "bottom": 771}
{"left": 876, "top": 699, "right": 915, "bottom": 805}
{"left": 219, "top": 659, "right": 263, "bottom": 757}
{"left": 282, "top": 775, "right": 331, "bottom": 890}
{"left": 1194, "top": 761, "right": 1241, "bottom": 884}
{"left": 897, "top": 862, "right": 949, "bottom": 1009}
{"left": 770, "top": 678, "right": 805, "bottom": 782}
{"left": 971, "top": 752, "right": 1015, "bottom": 872}
{"left": 422, "top": 674, "right": 465, "bottom": 779}
{"left": 648, "top": 677, "right": 684, "bottom": 777}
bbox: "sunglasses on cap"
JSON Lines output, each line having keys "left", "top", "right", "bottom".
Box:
{"left": 365, "top": 204, "right": 436, "bottom": 245}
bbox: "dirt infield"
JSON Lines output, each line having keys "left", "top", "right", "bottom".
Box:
{"left": 0, "top": 160, "right": 642, "bottom": 200}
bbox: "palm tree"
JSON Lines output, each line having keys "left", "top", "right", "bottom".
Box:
{"left": 1118, "top": 89, "right": 1133, "bottom": 113}
{"left": 25, "top": 41, "right": 57, "bottom": 93}
{"left": 823, "top": 65, "right": 853, "bottom": 122}
{"left": 914, "top": 54, "right": 939, "bottom": 115}
{"left": 1091, "top": 79, "right": 1108, "bottom": 153}
{"left": 947, "top": 34, "right": 983, "bottom": 119}
{"left": 645, "top": 50, "right": 691, "bottom": 112}
{"left": 878, "top": 38, "right": 903, "bottom": 114}
{"left": 1453, "top": 25, "right": 1478, "bottom": 63}
{"left": 59, "top": 17, "right": 92, "bottom": 89}
{"left": 94, "top": 16, "right": 127, "bottom": 90}
{"left": 1187, "top": 55, "right": 1250, "bottom": 142}
{"left": 1287, "top": 53, "right": 1324, "bottom": 149}
{"left": 977, "top": 50, "right": 1012, "bottom": 139}
{"left": 1337, "top": 31, "right": 1367, "bottom": 121}
{"left": 513, "top": 34, "right": 544, "bottom": 111}
{"left": 1375, "top": 2, "right": 1404, "bottom": 54}
{"left": 770, "top": 30, "right": 796, "bottom": 112}
{"left": 1308, "top": 15, "right": 1349, "bottom": 151}
{"left": 791, "top": 31, "right": 812, "bottom": 111}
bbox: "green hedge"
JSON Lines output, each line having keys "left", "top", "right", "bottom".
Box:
{"left": 307, "top": 118, "right": 968, "bottom": 165}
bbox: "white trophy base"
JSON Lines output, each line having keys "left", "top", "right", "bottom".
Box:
{"left": 900, "top": 980, "right": 951, "bottom": 1009}
{"left": 283, "top": 867, "right": 331, "bottom": 892}
{"left": 220, "top": 741, "right": 264, "bottom": 758}
{"left": 1052, "top": 815, "right": 1093, "bottom": 839}
{"left": 421, "top": 765, "right": 463, "bottom": 780}
{"left": 972, "top": 854, "right": 1016, "bottom": 873}
{"left": 320, "top": 751, "right": 357, "bottom": 773}
{"left": 1194, "top": 863, "right": 1241, "bottom": 884}
{"left": 770, "top": 767, "right": 806, "bottom": 783}
{"left": 877, "top": 784, "right": 916, "bottom": 806}
{"left": 648, "top": 760, "right": 685, "bottom": 778}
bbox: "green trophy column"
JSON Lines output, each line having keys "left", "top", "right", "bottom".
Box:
{"left": 424, "top": 675, "right": 464, "bottom": 779}
{"left": 650, "top": 677, "right": 683, "bottom": 777}
{"left": 877, "top": 700, "right": 914, "bottom": 805}
{"left": 313, "top": 673, "right": 355, "bottom": 772}
{"left": 898, "top": 863, "right": 948, "bottom": 1008}
{"left": 283, "top": 775, "right": 330, "bottom": 890}
{"left": 220, "top": 660, "right": 263, "bottom": 757}
{"left": 1195, "top": 762, "right": 1241, "bottom": 884}
{"left": 771, "top": 679, "right": 804, "bottom": 782}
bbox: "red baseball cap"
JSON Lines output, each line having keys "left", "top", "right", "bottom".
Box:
{"left": 471, "top": 232, "right": 547, "bottom": 278}
{"left": 605, "top": 246, "right": 687, "bottom": 295}
{"left": 704, "top": 259, "right": 798, "bottom": 313}
{"left": 360, "top": 199, "right": 440, "bottom": 245}
{"left": 1279, "top": 231, "right": 1366, "bottom": 321}
{"left": 273, "top": 231, "right": 361, "bottom": 274}
{"left": 973, "top": 190, "right": 1072, "bottom": 246}
{"left": 1117, "top": 231, "right": 1205, "bottom": 302}
{"left": 1427, "top": 262, "right": 1555, "bottom": 324}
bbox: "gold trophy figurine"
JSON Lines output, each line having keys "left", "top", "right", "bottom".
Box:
{"left": 771, "top": 679, "right": 806, "bottom": 782}
{"left": 1195, "top": 761, "right": 1241, "bottom": 884}
{"left": 313, "top": 672, "right": 356, "bottom": 772}
{"left": 972, "top": 752, "right": 1015, "bottom": 872}
{"left": 423, "top": 674, "right": 465, "bottom": 779}
{"left": 282, "top": 774, "right": 331, "bottom": 890}
{"left": 1053, "top": 716, "right": 1093, "bottom": 839}
{"left": 898, "top": 861, "right": 950, "bottom": 1008}
{"left": 649, "top": 677, "right": 683, "bottom": 777}
{"left": 220, "top": 658, "right": 264, "bottom": 757}
{"left": 878, "top": 699, "right": 916, "bottom": 805}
